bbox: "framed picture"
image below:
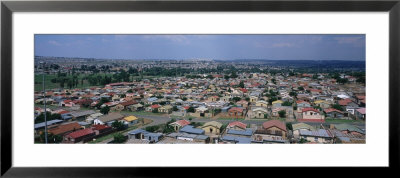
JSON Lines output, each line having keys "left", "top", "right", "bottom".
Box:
{"left": 1, "top": 0, "right": 399, "bottom": 177}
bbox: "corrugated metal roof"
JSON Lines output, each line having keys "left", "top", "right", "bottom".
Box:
{"left": 221, "top": 135, "right": 251, "bottom": 144}
{"left": 34, "top": 119, "right": 63, "bottom": 129}
{"left": 299, "top": 129, "right": 332, "bottom": 138}
{"left": 226, "top": 128, "right": 253, "bottom": 136}
{"left": 179, "top": 125, "right": 205, "bottom": 135}
{"left": 194, "top": 135, "right": 209, "bottom": 140}
{"left": 334, "top": 124, "right": 365, "bottom": 134}
{"left": 70, "top": 110, "right": 96, "bottom": 117}
{"left": 98, "top": 112, "right": 124, "bottom": 123}
{"left": 128, "top": 129, "right": 148, "bottom": 135}
{"left": 144, "top": 132, "right": 163, "bottom": 137}
{"left": 177, "top": 133, "right": 197, "bottom": 139}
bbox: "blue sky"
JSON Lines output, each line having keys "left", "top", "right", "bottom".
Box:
{"left": 34, "top": 34, "right": 365, "bottom": 60}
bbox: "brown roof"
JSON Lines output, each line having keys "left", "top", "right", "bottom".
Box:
{"left": 228, "top": 121, "right": 246, "bottom": 130}
{"left": 228, "top": 107, "right": 244, "bottom": 113}
{"left": 48, "top": 122, "right": 82, "bottom": 135}
{"left": 98, "top": 112, "right": 125, "bottom": 123}
{"left": 92, "top": 124, "right": 112, "bottom": 131}
{"left": 324, "top": 108, "right": 343, "bottom": 114}
{"left": 262, "top": 120, "right": 287, "bottom": 132}
{"left": 338, "top": 98, "right": 353, "bottom": 106}
{"left": 66, "top": 128, "right": 94, "bottom": 139}
{"left": 302, "top": 108, "right": 320, "bottom": 113}
{"left": 120, "top": 100, "right": 136, "bottom": 107}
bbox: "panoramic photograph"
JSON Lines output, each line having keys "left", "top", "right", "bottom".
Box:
{"left": 34, "top": 34, "right": 366, "bottom": 144}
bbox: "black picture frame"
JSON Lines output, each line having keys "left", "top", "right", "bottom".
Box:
{"left": 1, "top": 0, "right": 399, "bottom": 177}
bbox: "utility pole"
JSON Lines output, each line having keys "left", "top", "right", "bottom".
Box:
{"left": 40, "top": 62, "right": 48, "bottom": 144}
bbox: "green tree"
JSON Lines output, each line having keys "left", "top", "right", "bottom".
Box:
{"left": 289, "top": 91, "right": 297, "bottom": 97}
{"left": 40, "top": 132, "right": 63, "bottom": 143}
{"left": 163, "top": 119, "right": 176, "bottom": 133}
{"left": 299, "top": 138, "right": 308, "bottom": 143}
{"left": 268, "top": 97, "right": 278, "bottom": 104}
{"left": 145, "top": 125, "right": 160, "bottom": 132}
{"left": 232, "top": 97, "right": 241, "bottom": 102}
{"left": 220, "top": 123, "right": 228, "bottom": 133}
{"left": 113, "top": 133, "right": 127, "bottom": 143}
{"left": 332, "top": 104, "right": 344, "bottom": 111}
{"left": 35, "top": 112, "right": 60, "bottom": 124}
{"left": 111, "top": 120, "right": 126, "bottom": 131}
{"left": 286, "top": 123, "right": 293, "bottom": 131}
{"left": 100, "top": 106, "right": 110, "bottom": 114}
{"left": 337, "top": 78, "right": 349, "bottom": 84}
{"left": 187, "top": 107, "right": 195, "bottom": 113}
{"left": 239, "top": 81, "right": 244, "bottom": 88}
{"left": 282, "top": 101, "right": 292, "bottom": 106}
{"left": 278, "top": 110, "right": 286, "bottom": 118}
{"left": 224, "top": 75, "right": 230, "bottom": 80}
{"left": 230, "top": 71, "right": 238, "bottom": 78}
{"left": 206, "top": 75, "right": 214, "bottom": 79}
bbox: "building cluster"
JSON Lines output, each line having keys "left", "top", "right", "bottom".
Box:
{"left": 34, "top": 71, "right": 366, "bottom": 144}
{"left": 125, "top": 119, "right": 365, "bottom": 144}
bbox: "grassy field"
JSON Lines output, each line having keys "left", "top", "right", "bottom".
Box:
{"left": 34, "top": 74, "right": 107, "bottom": 92}
{"left": 35, "top": 73, "right": 164, "bottom": 92}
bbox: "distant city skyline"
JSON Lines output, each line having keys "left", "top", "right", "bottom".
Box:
{"left": 35, "top": 34, "right": 366, "bottom": 61}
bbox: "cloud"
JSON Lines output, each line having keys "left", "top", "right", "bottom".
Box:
{"left": 334, "top": 36, "right": 365, "bottom": 47}
{"left": 101, "top": 38, "right": 110, "bottom": 43}
{"left": 309, "top": 36, "right": 322, "bottom": 43}
{"left": 48, "top": 40, "right": 62, "bottom": 46}
{"left": 335, "top": 37, "right": 363, "bottom": 44}
{"left": 272, "top": 42, "right": 295, "bottom": 48}
{"left": 142, "top": 35, "right": 190, "bottom": 44}
{"left": 113, "top": 35, "right": 131, "bottom": 41}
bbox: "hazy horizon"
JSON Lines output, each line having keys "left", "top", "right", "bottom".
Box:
{"left": 35, "top": 34, "right": 366, "bottom": 61}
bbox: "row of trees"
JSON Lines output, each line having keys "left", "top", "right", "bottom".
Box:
{"left": 35, "top": 112, "right": 61, "bottom": 124}
{"left": 50, "top": 74, "right": 81, "bottom": 89}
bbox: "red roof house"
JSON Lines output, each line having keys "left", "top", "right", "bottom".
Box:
{"left": 64, "top": 128, "right": 95, "bottom": 143}
{"left": 324, "top": 108, "right": 343, "bottom": 114}
{"left": 151, "top": 104, "right": 160, "bottom": 109}
{"left": 227, "top": 121, "right": 247, "bottom": 130}
{"left": 338, "top": 98, "right": 353, "bottom": 106}
{"left": 302, "top": 108, "right": 320, "bottom": 113}
{"left": 262, "top": 120, "right": 287, "bottom": 132}
{"left": 48, "top": 122, "right": 82, "bottom": 136}
{"left": 174, "top": 120, "right": 191, "bottom": 127}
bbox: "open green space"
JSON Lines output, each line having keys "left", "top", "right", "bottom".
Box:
{"left": 35, "top": 73, "right": 164, "bottom": 92}
{"left": 34, "top": 74, "right": 106, "bottom": 92}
